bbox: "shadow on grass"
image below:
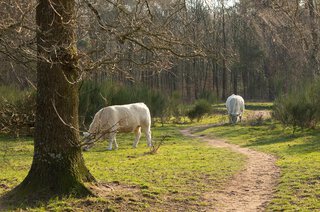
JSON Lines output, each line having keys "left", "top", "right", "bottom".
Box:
{"left": 0, "top": 136, "right": 33, "bottom": 144}
{"left": 201, "top": 123, "right": 320, "bottom": 156}
{"left": 244, "top": 134, "right": 298, "bottom": 147}
{"left": 280, "top": 137, "right": 320, "bottom": 155}
{"left": 245, "top": 135, "right": 320, "bottom": 155}
{"left": 245, "top": 104, "right": 273, "bottom": 110}
{"left": 245, "top": 125, "right": 319, "bottom": 146}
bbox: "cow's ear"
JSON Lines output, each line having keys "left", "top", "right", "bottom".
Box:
{"left": 83, "top": 132, "right": 90, "bottom": 137}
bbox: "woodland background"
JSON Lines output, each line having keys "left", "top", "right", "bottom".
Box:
{"left": 1, "top": 0, "right": 319, "bottom": 132}
{"left": 1, "top": 0, "right": 319, "bottom": 100}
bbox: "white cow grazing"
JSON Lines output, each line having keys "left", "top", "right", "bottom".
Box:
{"left": 83, "top": 103, "right": 152, "bottom": 151}
{"left": 226, "top": 94, "right": 245, "bottom": 124}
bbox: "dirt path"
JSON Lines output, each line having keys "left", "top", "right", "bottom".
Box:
{"left": 181, "top": 125, "right": 280, "bottom": 212}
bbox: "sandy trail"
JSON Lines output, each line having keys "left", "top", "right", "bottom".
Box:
{"left": 181, "top": 125, "right": 280, "bottom": 212}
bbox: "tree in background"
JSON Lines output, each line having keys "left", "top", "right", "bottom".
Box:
{"left": 1, "top": 0, "right": 320, "bottom": 101}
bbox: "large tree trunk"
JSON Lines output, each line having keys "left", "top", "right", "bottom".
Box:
{"left": 4, "top": 0, "right": 94, "bottom": 203}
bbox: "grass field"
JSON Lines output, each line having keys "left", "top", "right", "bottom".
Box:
{"left": 199, "top": 119, "right": 320, "bottom": 211}
{"left": 1, "top": 102, "right": 319, "bottom": 211}
{"left": 0, "top": 125, "right": 245, "bottom": 211}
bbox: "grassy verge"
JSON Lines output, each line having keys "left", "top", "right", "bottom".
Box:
{"left": 199, "top": 121, "right": 320, "bottom": 211}
{"left": 0, "top": 136, "right": 33, "bottom": 193}
{"left": 0, "top": 125, "right": 245, "bottom": 211}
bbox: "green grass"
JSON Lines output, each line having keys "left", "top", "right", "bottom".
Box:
{"left": 199, "top": 121, "right": 320, "bottom": 211}
{"left": 86, "top": 125, "right": 245, "bottom": 187}
{"left": 212, "top": 101, "right": 273, "bottom": 111}
{"left": 83, "top": 126, "right": 246, "bottom": 210}
{"left": 0, "top": 125, "right": 245, "bottom": 211}
{"left": 2, "top": 101, "right": 319, "bottom": 210}
{"left": 186, "top": 101, "right": 272, "bottom": 126}
{"left": 244, "top": 102, "right": 273, "bottom": 110}
{"left": 0, "top": 136, "right": 33, "bottom": 194}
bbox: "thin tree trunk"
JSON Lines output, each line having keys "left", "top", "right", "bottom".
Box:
{"left": 308, "top": 0, "right": 319, "bottom": 76}
{"left": 221, "top": 2, "right": 227, "bottom": 100}
{"left": 233, "top": 67, "right": 238, "bottom": 94}
{"left": 213, "top": 60, "right": 220, "bottom": 99}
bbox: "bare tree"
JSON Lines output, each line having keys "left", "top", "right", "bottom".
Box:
{"left": 3, "top": 0, "right": 94, "bottom": 202}
{"left": 1, "top": 0, "right": 207, "bottom": 204}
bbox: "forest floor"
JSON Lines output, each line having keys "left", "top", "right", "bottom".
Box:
{"left": 181, "top": 122, "right": 280, "bottom": 211}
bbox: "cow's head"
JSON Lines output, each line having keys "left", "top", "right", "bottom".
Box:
{"left": 82, "top": 132, "right": 95, "bottom": 151}
{"left": 230, "top": 113, "right": 241, "bottom": 124}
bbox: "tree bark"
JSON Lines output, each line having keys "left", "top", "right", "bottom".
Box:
{"left": 3, "top": 0, "right": 95, "bottom": 203}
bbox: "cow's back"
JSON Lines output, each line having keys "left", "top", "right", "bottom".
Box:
{"left": 126, "top": 103, "right": 151, "bottom": 126}
{"left": 226, "top": 94, "right": 244, "bottom": 115}
{"left": 97, "top": 103, "right": 151, "bottom": 133}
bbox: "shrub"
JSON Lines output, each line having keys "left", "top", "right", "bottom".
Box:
{"left": 0, "top": 85, "right": 29, "bottom": 102}
{"left": 198, "top": 91, "right": 218, "bottom": 104}
{"left": 79, "top": 80, "right": 110, "bottom": 126}
{"left": 0, "top": 90, "right": 36, "bottom": 137}
{"left": 149, "top": 90, "right": 167, "bottom": 123}
{"left": 79, "top": 80, "right": 168, "bottom": 126}
{"left": 187, "top": 99, "right": 212, "bottom": 122}
{"left": 273, "top": 81, "right": 320, "bottom": 132}
{"left": 247, "top": 112, "right": 269, "bottom": 126}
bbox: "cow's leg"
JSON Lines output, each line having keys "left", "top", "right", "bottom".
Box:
{"left": 108, "top": 133, "right": 116, "bottom": 150}
{"left": 113, "top": 133, "right": 118, "bottom": 150}
{"left": 143, "top": 126, "right": 152, "bottom": 147}
{"left": 133, "top": 127, "right": 141, "bottom": 148}
{"left": 239, "top": 114, "right": 242, "bottom": 122}
{"left": 229, "top": 115, "right": 232, "bottom": 124}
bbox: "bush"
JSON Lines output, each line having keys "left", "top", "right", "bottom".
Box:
{"left": 0, "top": 90, "right": 36, "bottom": 137}
{"left": 160, "top": 91, "right": 186, "bottom": 124}
{"left": 198, "top": 91, "right": 218, "bottom": 104}
{"left": 112, "top": 85, "right": 168, "bottom": 119}
{"left": 149, "top": 90, "right": 167, "bottom": 122}
{"left": 246, "top": 112, "right": 270, "bottom": 126}
{"left": 79, "top": 80, "right": 168, "bottom": 126}
{"left": 79, "top": 80, "right": 110, "bottom": 126}
{"left": 273, "top": 81, "right": 320, "bottom": 132}
{"left": 0, "top": 85, "right": 29, "bottom": 102}
{"left": 187, "top": 99, "right": 212, "bottom": 122}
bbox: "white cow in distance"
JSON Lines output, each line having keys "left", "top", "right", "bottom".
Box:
{"left": 226, "top": 94, "right": 245, "bottom": 124}
{"left": 83, "top": 102, "right": 152, "bottom": 151}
